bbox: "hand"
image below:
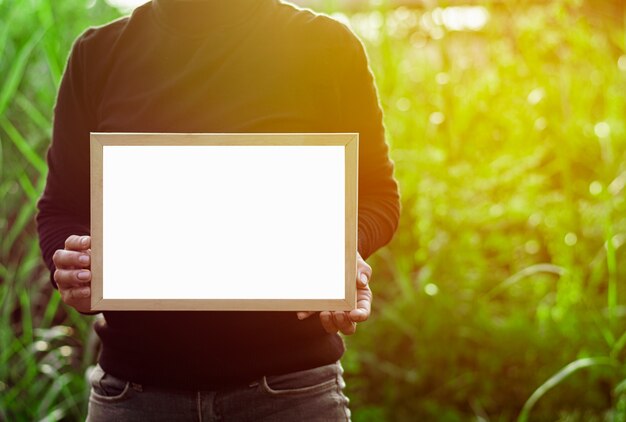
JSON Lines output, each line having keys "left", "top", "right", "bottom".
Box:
{"left": 53, "top": 235, "right": 92, "bottom": 313}
{"left": 296, "top": 252, "right": 373, "bottom": 335}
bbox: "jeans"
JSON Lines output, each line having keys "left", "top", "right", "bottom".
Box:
{"left": 86, "top": 361, "right": 351, "bottom": 421}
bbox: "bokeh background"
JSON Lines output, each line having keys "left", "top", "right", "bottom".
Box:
{"left": 0, "top": 0, "right": 624, "bottom": 420}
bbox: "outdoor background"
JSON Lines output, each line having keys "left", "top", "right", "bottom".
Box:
{"left": 0, "top": 0, "right": 624, "bottom": 420}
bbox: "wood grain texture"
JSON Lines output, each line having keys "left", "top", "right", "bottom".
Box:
{"left": 90, "top": 135, "right": 104, "bottom": 308}
{"left": 345, "top": 135, "right": 359, "bottom": 310}
{"left": 91, "top": 298, "right": 354, "bottom": 311}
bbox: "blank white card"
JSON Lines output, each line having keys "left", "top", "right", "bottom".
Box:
{"left": 101, "top": 145, "right": 345, "bottom": 299}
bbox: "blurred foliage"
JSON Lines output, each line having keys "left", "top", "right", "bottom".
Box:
{"left": 336, "top": 1, "right": 626, "bottom": 421}
{"left": 0, "top": 0, "right": 625, "bottom": 420}
{"left": 0, "top": 1, "right": 122, "bottom": 420}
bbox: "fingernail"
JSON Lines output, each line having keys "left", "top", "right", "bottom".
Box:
{"left": 297, "top": 313, "right": 304, "bottom": 320}
{"left": 360, "top": 273, "right": 368, "bottom": 285}
{"left": 79, "top": 255, "right": 90, "bottom": 265}
{"left": 77, "top": 270, "right": 90, "bottom": 280}
{"left": 82, "top": 236, "right": 89, "bottom": 246}
{"left": 80, "top": 288, "right": 90, "bottom": 297}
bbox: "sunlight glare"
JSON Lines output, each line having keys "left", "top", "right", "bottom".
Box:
{"left": 435, "top": 6, "right": 490, "bottom": 32}
{"left": 105, "top": 0, "right": 147, "bottom": 12}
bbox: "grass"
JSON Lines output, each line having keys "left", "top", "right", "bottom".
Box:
{"left": 0, "top": 0, "right": 624, "bottom": 420}
{"left": 0, "top": 1, "right": 121, "bottom": 420}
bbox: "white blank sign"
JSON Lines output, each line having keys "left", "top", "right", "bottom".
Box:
{"left": 90, "top": 133, "right": 358, "bottom": 311}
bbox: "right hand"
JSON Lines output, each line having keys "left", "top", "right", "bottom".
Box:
{"left": 53, "top": 235, "right": 92, "bottom": 313}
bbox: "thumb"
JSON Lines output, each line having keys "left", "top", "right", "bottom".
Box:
{"left": 297, "top": 311, "right": 315, "bottom": 320}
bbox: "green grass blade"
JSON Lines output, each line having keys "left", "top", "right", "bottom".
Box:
{"left": 0, "top": 3, "right": 19, "bottom": 57}
{"left": 1, "top": 196, "right": 36, "bottom": 256}
{"left": 0, "top": 116, "right": 46, "bottom": 174}
{"left": 485, "top": 264, "right": 566, "bottom": 300}
{"left": 518, "top": 357, "right": 620, "bottom": 422}
{"left": 0, "top": 28, "right": 46, "bottom": 117}
{"left": 16, "top": 94, "right": 51, "bottom": 132}
{"left": 18, "top": 172, "right": 38, "bottom": 203}
{"left": 40, "top": 294, "right": 61, "bottom": 329}
{"left": 37, "top": 0, "right": 62, "bottom": 85}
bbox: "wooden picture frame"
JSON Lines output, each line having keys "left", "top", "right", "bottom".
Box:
{"left": 90, "top": 133, "right": 358, "bottom": 311}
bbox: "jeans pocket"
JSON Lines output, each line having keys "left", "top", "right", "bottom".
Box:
{"left": 88, "top": 364, "right": 134, "bottom": 403}
{"left": 259, "top": 361, "right": 340, "bottom": 397}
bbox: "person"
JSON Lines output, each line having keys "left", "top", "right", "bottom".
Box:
{"left": 35, "top": 0, "right": 401, "bottom": 420}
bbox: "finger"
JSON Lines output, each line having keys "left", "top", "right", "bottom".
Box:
{"left": 349, "top": 304, "right": 370, "bottom": 322}
{"left": 52, "top": 249, "right": 91, "bottom": 269}
{"left": 319, "top": 311, "right": 338, "bottom": 334}
{"left": 358, "top": 272, "right": 369, "bottom": 287}
{"left": 60, "top": 285, "right": 91, "bottom": 302}
{"left": 349, "top": 286, "right": 372, "bottom": 322}
{"left": 333, "top": 311, "right": 356, "bottom": 335}
{"left": 297, "top": 311, "right": 316, "bottom": 320}
{"left": 54, "top": 269, "right": 92, "bottom": 288}
{"left": 357, "top": 263, "right": 372, "bottom": 287}
{"left": 65, "top": 235, "right": 91, "bottom": 251}
{"left": 357, "top": 254, "right": 372, "bottom": 286}
{"left": 59, "top": 286, "right": 92, "bottom": 314}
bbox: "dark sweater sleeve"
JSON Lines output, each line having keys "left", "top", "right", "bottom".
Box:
{"left": 36, "top": 32, "right": 94, "bottom": 303}
{"left": 337, "top": 27, "right": 401, "bottom": 260}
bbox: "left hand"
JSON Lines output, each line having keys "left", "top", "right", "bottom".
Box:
{"left": 296, "top": 252, "right": 372, "bottom": 335}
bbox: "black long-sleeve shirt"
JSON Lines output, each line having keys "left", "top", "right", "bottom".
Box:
{"left": 36, "top": 0, "right": 400, "bottom": 389}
